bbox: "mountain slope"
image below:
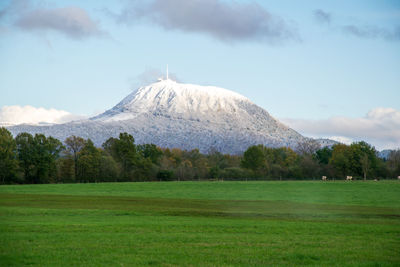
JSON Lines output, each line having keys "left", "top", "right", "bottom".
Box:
{"left": 8, "top": 79, "right": 307, "bottom": 154}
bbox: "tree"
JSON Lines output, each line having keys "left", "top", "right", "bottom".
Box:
{"left": 219, "top": 167, "right": 252, "bottom": 180}
{"left": 170, "top": 148, "right": 183, "bottom": 167}
{"left": 137, "top": 144, "right": 163, "bottom": 165}
{"left": 296, "top": 139, "right": 321, "bottom": 156}
{"left": 157, "top": 170, "right": 174, "bottom": 181}
{"left": 77, "top": 139, "right": 101, "bottom": 182}
{"left": 349, "top": 141, "right": 377, "bottom": 179}
{"left": 65, "top": 135, "right": 85, "bottom": 179}
{"left": 241, "top": 145, "right": 266, "bottom": 174}
{"left": 177, "top": 159, "right": 193, "bottom": 181}
{"left": 45, "top": 136, "right": 65, "bottom": 179}
{"left": 298, "top": 155, "right": 320, "bottom": 179}
{"left": 274, "top": 147, "right": 298, "bottom": 168}
{"left": 15, "top": 132, "right": 35, "bottom": 183}
{"left": 159, "top": 148, "right": 176, "bottom": 170}
{"left": 207, "top": 148, "right": 226, "bottom": 179}
{"left": 270, "top": 164, "right": 284, "bottom": 180}
{"left": 0, "top": 128, "right": 18, "bottom": 183}
{"left": 193, "top": 157, "right": 209, "bottom": 180}
{"left": 271, "top": 147, "right": 298, "bottom": 179}
{"left": 16, "top": 133, "right": 63, "bottom": 183}
{"left": 360, "top": 153, "right": 370, "bottom": 180}
{"left": 330, "top": 144, "right": 351, "bottom": 179}
{"left": 315, "top": 147, "right": 333, "bottom": 165}
{"left": 32, "top": 134, "right": 64, "bottom": 183}
{"left": 99, "top": 152, "right": 120, "bottom": 182}
{"left": 387, "top": 149, "right": 400, "bottom": 178}
{"left": 103, "top": 133, "right": 138, "bottom": 180}
{"left": 57, "top": 155, "right": 74, "bottom": 183}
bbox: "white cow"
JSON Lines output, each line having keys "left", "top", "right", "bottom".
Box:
{"left": 398, "top": 176, "right": 400, "bottom": 180}
{"left": 346, "top": 176, "right": 353, "bottom": 181}
{"left": 322, "top": 176, "right": 327, "bottom": 181}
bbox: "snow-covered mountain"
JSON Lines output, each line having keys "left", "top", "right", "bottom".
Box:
{"left": 92, "top": 79, "right": 250, "bottom": 122}
{"left": 7, "top": 79, "right": 308, "bottom": 154}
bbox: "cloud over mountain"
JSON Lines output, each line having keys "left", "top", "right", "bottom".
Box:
{"left": 281, "top": 107, "right": 400, "bottom": 150}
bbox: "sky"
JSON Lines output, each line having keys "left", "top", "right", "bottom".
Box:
{"left": 0, "top": 0, "right": 399, "bottom": 150}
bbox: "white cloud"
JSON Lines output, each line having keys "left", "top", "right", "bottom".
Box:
{"left": 0, "top": 105, "right": 85, "bottom": 125}
{"left": 132, "top": 67, "right": 180, "bottom": 88}
{"left": 281, "top": 107, "right": 400, "bottom": 150}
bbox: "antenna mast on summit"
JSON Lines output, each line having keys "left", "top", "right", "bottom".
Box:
{"left": 166, "top": 64, "right": 169, "bottom": 80}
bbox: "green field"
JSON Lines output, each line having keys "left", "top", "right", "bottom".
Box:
{"left": 1, "top": 181, "right": 399, "bottom": 266}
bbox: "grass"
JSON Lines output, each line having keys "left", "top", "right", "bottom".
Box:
{"left": 0, "top": 181, "right": 399, "bottom": 266}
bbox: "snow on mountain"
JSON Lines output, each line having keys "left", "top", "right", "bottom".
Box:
{"left": 7, "top": 79, "right": 308, "bottom": 154}
{"left": 91, "top": 79, "right": 249, "bottom": 122}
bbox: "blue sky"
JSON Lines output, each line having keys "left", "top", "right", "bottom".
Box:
{"left": 0, "top": 0, "right": 399, "bottom": 149}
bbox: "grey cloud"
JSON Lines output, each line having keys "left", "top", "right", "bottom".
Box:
{"left": 114, "top": 0, "right": 299, "bottom": 44}
{"left": 0, "top": 0, "right": 29, "bottom": 28}
{"left": 0, "top": 8, "right": 6, "bottom": 19}
{"left": 281, "top": 108, "right": 400, "bottom": 150}
{"left": 0, "top": 0, "right": 30, "bottom": 19}
{"left": 15, "top": 6, "right": 105, "bottom": 39}
{"left": 342, "top": 24, "right": 400, "bottom": 41}
{"left": 314, "top": 8, "right": 400, "bottom": 42}
{"left": 0, "top": 0, "right": 106, "bottom": 39}
{"left": 314, "top": 9, "right": 331, "bottom": 24}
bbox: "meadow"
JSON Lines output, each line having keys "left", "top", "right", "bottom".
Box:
{"left": 0, "top": 181, "right": 399, "bottom": 266}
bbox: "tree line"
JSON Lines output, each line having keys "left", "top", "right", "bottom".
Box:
{"left": 0, "top": 127, "right": 399, "bottom": 184}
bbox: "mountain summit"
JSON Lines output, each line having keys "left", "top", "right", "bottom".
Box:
{"left": 8, "top": 79, "right": 307, "bottom": 154}
{"left": 92, "top": 79, "right": 249, "bottom": 122}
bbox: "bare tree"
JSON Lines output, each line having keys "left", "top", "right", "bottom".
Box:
{"left": 296, "top": 139, "right": 321, "bottom": 155}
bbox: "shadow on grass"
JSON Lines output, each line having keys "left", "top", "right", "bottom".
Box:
{"left": 1, "top": 193, "right": 399, "bottom": 224}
